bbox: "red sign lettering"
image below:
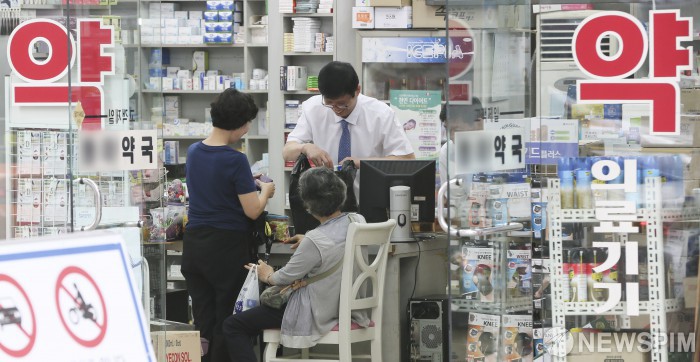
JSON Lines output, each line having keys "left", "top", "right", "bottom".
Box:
{"left": 8, "top": 18, "right": 114, "bottom": 130}
{"left": 573, "top": 10, "right": 692, "bottom": 135}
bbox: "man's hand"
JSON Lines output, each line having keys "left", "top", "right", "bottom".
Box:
{"left": 302, "top": 144, "right": 334, "bottom": 168}
{"left": 283, "top": 234, "right": 305, "bottom": 250}
{"left": 340, "top": 157, "right": 361, "bottom": 168}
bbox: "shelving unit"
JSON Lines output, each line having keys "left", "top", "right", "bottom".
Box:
{"left": 135, "top": 0, "right": 271, "bottom": 166}
{"left": 266, "top": 0, "right": 336, "bottom": 215}
{"left": 547, "top": 177, "right": 676, "bottom": 362}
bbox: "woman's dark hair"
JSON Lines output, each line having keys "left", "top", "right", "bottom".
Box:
{"left": 318, "top": 61, "right": 359, "bottom": 99}
{"left": 298, "top": 167, "right": 346, "bottom": 217}
{"left": 209, "top": 88, "right": 258, "bottom": 130}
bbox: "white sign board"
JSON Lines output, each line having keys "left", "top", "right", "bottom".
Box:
{"left": 454, "top": 128, "right": 526, "bottom": 173}
{"left": 0, "top": 231, "right": 155, "bottom": 361}
{"left": 78, "top": 130, "right": 158, "bottom": 172}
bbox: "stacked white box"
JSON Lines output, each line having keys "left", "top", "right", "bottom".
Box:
{"left": 291, "top": 17, "right": 321, "bottom": 52}
{"left": 318, "top": 0, "right": 333, "bottom": 13}
{"left": 279, "top": 0, "right": 294, "bottom": 13}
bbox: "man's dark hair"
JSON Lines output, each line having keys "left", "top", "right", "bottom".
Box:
{"left": 209, "top": 88, "right": 259, "bottom": 130}
{"left": 441, "top": 97, "right": 483, "bottom": 129}
{"left": 318, "top": 61, "right": 359, "bottom": 99}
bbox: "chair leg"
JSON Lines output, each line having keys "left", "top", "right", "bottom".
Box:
{"left": 301, "top": 348, "right": 310, "bottom": 359}
{"left": 371, "top": 334, "right": 382, "bottom": 362}
{"left": 264, "top": 341, "right": 279, "bottom": 362}
{"left": 338, "top": 340, "right": 351, "bottom": 362}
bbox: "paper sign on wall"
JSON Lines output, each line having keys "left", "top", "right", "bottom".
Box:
{"left": 390, "top": 90, "right": 442, "bottom": 159}
{"left": 454, "top": 128, "right": 526, "bottom": 173}
{"left": 78, "top": 130, "right": 158, "bottom": 172}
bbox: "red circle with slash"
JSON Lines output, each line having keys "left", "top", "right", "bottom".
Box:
{"left": 0, "top": 274, "right": 37, "bottom": 357}
{"left": 54, "top": 266, "right": 107, "bottom": 347}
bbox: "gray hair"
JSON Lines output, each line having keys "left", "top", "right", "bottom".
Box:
{"left": 298, "top": 167, "right": 347, "bottom": 217}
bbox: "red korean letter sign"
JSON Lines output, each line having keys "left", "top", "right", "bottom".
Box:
{"left": 573, "top": 10, "right": 692, "bottom": 135}
{"left": 7, "top": 19, "right": 114, "bottom": 127}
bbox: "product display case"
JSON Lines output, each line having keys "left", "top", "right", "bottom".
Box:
{"left": 439, "top": 0, "right": 699, "bottom": 360}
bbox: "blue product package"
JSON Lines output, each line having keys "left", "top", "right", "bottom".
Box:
{"left": 461, "top": 246, "right": 479, "bottom": 299}
{"left": 507, "top": 249, "right": 532, "bottom": 297}
{"left": 575, "top": 158, "right": 593, "bottom": 209}
{"left": 603, "top": 104, "right": 623, "bottom": 120}
{"left": 204, "top": 11, "right": 219, "bottom": 21}
{"left": 217, "top": 22, "right": 233, "bottom": 33}
{"left": 148, "top": 67, "right": 166, "bottom": 77}
{"left": 218, "top": 11, "right": 233, "bottom": 21}
{"left": 206, "top": 0, "right": 220, "bottom": 10}
{"left": 558, "top": 157, "right": 575, "bottom": 209}
{"left": 149, "top": 48, "right": 170, "bottom": 67}
{"left": 204, "top": 22, "right": 218, "bottom": 32}
{"left": 531, "top": 202, "right": 546, "bottom": 238}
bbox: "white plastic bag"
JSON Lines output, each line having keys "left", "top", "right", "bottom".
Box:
{"left": 233, "top": 265, "right": 260, "bottom": 314}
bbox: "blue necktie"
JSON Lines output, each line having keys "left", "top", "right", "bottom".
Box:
{"left": 338, "top": 120, "right": 351, "bottom": 163}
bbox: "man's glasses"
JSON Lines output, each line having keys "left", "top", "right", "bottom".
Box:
{"left": 321, "top": 97, "right": 351, "bottom": 110}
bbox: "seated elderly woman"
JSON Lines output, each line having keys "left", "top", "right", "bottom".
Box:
{"left": 223, "top": 167, "right": 370, "bottom": 361}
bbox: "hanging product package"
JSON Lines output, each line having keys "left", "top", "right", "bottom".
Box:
{"left": 233, "top": 265, "right": 260, "bottom": 314}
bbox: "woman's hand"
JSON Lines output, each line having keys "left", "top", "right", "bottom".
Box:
{"left": 246, "top": 259, "right": 275, "bottom": 284}
{"left": 283, "top": 234, "right": 305, "bottom": 250}
{"left": 256, "top": 179, "right": 275, "bottom": 198}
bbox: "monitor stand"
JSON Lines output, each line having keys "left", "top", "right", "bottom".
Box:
{"left": 390, "top": 185, "right": 415, "bottom": 243}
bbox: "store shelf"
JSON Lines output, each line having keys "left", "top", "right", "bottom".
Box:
{"left": 284, "top": 167, "right": 293, "bottom": 172}
{"left": 21, "top": 3, "right": 111, "bottom": 9}
{"left": 284, "top": 52, "right": 333, "bottom": 56}
{"left": 284, "top": 128, "right": 295, "bottom": 133}
{"left": 282, "top": 90, "right": 318, "bottom": 94}
{"left": 168, "top": 276, "right": 186, "bottom": 281}
{"left": 451, "top": 296, "right": 531, "bottom": 314}
{"left": 555, "top": 207, "right": 700, "bottom": 223}
{"left": 139, "top": 44, "right": 245, "bottom": 48}
{"left": 245, "top": 135, "right": 269, "bottom": 140}
{"left": 282, "top": 13, "right": 333, "bottom": 18}
{"left": 247, "top": 43, "right": 269, "bottom": 48}
{"left": 562, "top": 299, "right": 681, "bottom": 315}
{"left": 163, "top": 136, "right": 205, "bottom": 140}
{"left": 142, "top": 89, "right": 268, "bottom": 94}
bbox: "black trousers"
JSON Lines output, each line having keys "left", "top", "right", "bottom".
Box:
{"left": 223, "top": 305, "right": 286, "bottom": 362}
{"left": 181, "top": 227, "right": 251, "bottom": 362}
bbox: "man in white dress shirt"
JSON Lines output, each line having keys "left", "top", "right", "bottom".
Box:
{"left": 283, "top": 61, "right": 415, "bottom": 168}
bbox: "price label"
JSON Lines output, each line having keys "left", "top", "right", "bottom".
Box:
{"left": 79, "top": 130, "right": 158, "bottom": 172}
{"left": 454, "top": 128, "right": 526, "bottom": 173}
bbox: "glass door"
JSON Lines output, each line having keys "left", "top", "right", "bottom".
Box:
{"left": 3, "top": 0, "right": 167, "bottom": 355}
{"left": 442, "top": 1, "right": 534, "bottom": 361}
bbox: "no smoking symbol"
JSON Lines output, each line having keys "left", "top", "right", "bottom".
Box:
{"left": 55, "top": 266, "right": 107, "bottom": 347}
{"left": 0, "top": 274, "right": 36, "bottom": 357}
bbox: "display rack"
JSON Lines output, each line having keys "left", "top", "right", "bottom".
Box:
{"left": 547, "top": 177, "right": 680, "bottom": 362}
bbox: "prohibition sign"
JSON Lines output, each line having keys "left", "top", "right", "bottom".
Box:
{"left": 0, "top": 274, "right": 36, "bottom": 357}
{"left": 55, "top": 266, "right": 107, "bottom": 347}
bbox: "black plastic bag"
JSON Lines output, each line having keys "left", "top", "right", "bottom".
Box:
{"left": 289, "top": 154, "right": 358, "bottom": 234}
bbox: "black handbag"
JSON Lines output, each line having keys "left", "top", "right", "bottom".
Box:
{"left": 289, "top": 154, "right": 358, "bottom": 234}
{"left": 248, "top": 211, "right": 273, "bottom": 262}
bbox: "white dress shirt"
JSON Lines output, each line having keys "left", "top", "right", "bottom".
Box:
{"left": 287, "top": 94, "right": 414, "bottom": 162}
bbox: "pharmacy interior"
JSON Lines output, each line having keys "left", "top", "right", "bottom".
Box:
{"left": 1, "top": 0, "right": 700, "bottom": 360}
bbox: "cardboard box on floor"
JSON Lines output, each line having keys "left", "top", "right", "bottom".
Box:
{"left": 151, "top": 330, "right": 201, "bottom": 362}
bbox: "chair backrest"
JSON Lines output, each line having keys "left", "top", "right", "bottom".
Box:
{"left": 337, "top": 219, "right": 396, "bottom": 335}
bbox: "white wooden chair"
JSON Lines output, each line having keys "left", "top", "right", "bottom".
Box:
{"left": 262, "top": 219, "right": 396, "bottom": 362}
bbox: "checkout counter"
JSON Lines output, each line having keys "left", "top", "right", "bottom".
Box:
{"left": 260, "top": 233, "right": 450, "bottom": 362}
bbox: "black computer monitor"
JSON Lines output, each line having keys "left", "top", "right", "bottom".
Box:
{"left": 359, "top": 160, "right": 436, "bottom": 223}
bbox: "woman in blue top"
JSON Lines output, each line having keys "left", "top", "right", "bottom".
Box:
{"left": 182, "top": 88, "right": 275, "bottom": 362}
